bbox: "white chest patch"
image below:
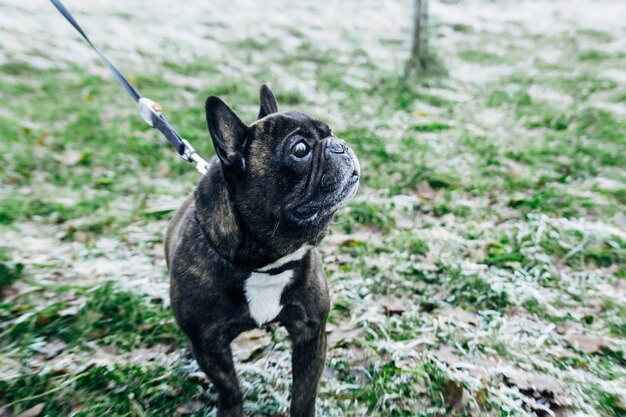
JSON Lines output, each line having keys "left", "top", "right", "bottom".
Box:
{"left": 245, "top": 270, "right": 293, "bottom": 326}
{"left": 244, "top": 245, "right": 311, "bottom": 326}
{"left": 256, "top": 245, "right": 311, "bottom": 272}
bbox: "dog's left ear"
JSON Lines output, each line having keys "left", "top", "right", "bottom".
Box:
{"left": 257, "top": 84, "right": 278, "bottom": 119}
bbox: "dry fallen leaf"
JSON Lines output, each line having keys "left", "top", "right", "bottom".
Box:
{"left": 613, "top": 396, "right": 626, "bottom": 412}
{"left": 432, "top": 344, "right": 463, "bottom": 366}
{"left": 497, "top": 206, "right": 523, "bottom": 221}
{"left": 562, "top": 333, "right": 606, "bottom": 354}
{"left": 416, "top": 180, "right": 436, "bottom": 200}
{"left": 436, "top": 306, "right": 478, "bottom": 326}
{"left": 16, "top": 403, "right": 45, "bottom": 417}
{"left": 322, "top": 232, "right": 371, "bottom": 249}
{"left": 326, "top": 325, "right": 366, "bottom": 349}
{"left": 100, "top": 345, "right": 119, "bottom": 355}
{"left": 174, "top": 401, "right": 203, "bottom": 417}
{"left": 442, "top": 379, "right": 465, "bottom": 411}
{"left": 266, "top": 412, "right": 289, "bottom": 417}
{"left": 72, "top": 231, "right": 94, "bottom": 244}
{"left": 375, "top": 296, "right": 407, "bottom": 316}
{"left": 232, "top": 329, "right": 271, "bottom": 362}
{"left": 502, "top": 367, "right": 569, "bottom": 408}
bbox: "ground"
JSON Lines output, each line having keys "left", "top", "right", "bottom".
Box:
{"left": 1, "top": 0, "right": 625, "bottom": 416}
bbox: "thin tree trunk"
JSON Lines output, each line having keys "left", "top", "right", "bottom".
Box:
{"left": 406, "top": 0, "right": 429, "bottom": 78}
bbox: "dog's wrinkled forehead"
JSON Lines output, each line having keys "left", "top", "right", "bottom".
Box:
{"left": 254, "top": 111, "right": 332, "bottom": 145}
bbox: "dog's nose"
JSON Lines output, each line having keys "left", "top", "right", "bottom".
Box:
{"left": 329, "top": 139, "right": 346, "bottom": 153}
{"left": 325, "top": 137, "right": 346, "bottom": 158}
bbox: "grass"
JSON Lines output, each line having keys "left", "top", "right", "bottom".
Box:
{"left": 0, "top": 252, "right": 23, "bottom": 292}
{"left": 0, "top": 362, "right": 210, "bottom": 416}
{"left": 1, "top": 1, "right": 626, "bottom": 416}
{"left": 1, "top": 282, "right": 185, "bottom": 351}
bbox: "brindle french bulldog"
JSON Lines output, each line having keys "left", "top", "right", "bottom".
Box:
{"left": 165, "top": 85, "right": 359, "bottom": 417}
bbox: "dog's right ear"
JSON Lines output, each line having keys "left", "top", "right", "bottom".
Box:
{"left": 205, "top": 96, "right": 248, "bottom": 172}
{"left": 257, "top": 84, "right": 278, "bottom": 120}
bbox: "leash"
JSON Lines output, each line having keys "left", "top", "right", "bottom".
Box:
{"left": 49, "top": 0, "right": 210, "bottom": 175}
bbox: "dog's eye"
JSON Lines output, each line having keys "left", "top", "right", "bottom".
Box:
{"left": 291, "top": 141, "right": 310, "bottom": 159}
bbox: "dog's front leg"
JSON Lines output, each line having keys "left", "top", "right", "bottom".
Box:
{"left": 190, "top": 332, "right": 244, "bottom": 417}
{"left": 288, "top": 323, "right": 327, "bottom": 417}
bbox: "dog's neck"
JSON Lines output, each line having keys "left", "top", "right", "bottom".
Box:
{"left": 194, "top": 162, "right": 312, "bottom": 270}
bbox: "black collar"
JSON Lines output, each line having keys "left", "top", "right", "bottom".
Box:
{"left": 193, "top": 210, "right": 238, "bottom": 267}
{"left": 193, "top": 211, "right": 304, "bottom": 275}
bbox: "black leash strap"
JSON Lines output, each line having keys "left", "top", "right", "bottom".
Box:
{"left": 50, "top": 0, "right": 210, "bottom": 174}
{"left": 49, "top": 0, "right": 140, "bottom": 102}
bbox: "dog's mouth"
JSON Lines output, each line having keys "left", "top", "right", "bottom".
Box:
{"left": 290, "top": 172, "right": 359, "bottom": 223}
{"left": 291, "top": 204, "right": 320, "bottom": 220}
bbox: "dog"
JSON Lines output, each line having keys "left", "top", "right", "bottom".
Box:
{"left": 165, "top": 84, "right": 360, "bottom": 417}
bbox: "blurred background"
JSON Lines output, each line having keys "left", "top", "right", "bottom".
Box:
{"left": 1, "top": 0, "right": 625, "bottom": 416}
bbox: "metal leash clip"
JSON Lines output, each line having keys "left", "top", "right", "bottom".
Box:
{"left": 138, "top": 98, "right": 210, "bottom": 175}
{"left": 180, "top": 139, "right": 210, "bottom": 175}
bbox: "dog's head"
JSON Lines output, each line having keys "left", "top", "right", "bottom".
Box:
{"left": 205, "top": 84, "right": 359, "bottom": 246}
